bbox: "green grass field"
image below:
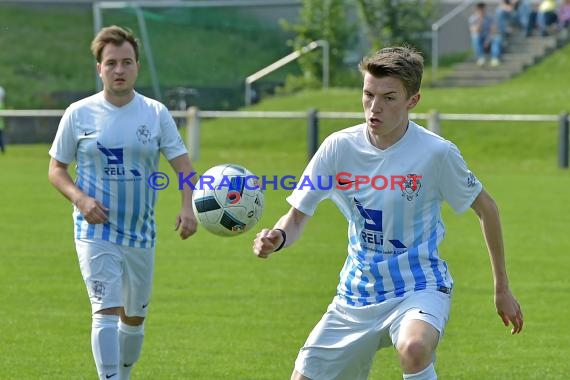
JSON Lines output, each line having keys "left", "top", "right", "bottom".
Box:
{"left": 2, "top": 44, "right": 570, "bottom": 379}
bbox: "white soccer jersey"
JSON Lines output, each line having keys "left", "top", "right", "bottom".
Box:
{"left": 49, "top": 92, "right": 187, "bottom": 248}
{"left": 287, "top": 121, "right": 483, "bottom": 306}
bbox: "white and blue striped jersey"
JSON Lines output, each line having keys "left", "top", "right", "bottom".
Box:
{"left": 49, "top": 91, "right": 187, "bottom": 248}
{"left": 287, "top": 121, "right": 483, "bottom": 306}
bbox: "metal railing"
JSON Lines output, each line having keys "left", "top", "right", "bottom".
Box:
{"left": 244, "top": 40, "right": 329, "bottom": 106}
{"left": 1, "top": 109, "right": 567, "bottom": 168}
{"left": 431, "top": 0, "right": 476, "bottom": 80}
{"left": 182, "top": 108, "right": 569, "bottom": 168}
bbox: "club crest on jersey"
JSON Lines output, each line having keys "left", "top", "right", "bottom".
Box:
{"left": 136, "top": 125, "right": 152, "bottom": 144}
{"left": 401, "top": 173, "right": 422, "bottom": 201}
{"left": 467, "top": 172, "right": 478, "bottom": 187}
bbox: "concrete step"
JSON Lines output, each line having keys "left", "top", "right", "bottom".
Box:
{"left": 436, "top": 28, "right": 569, "bottom": 88}
{"left": 433, "top": 78, "right": 504, "bottom": 87}
{"left": 453, "top": 60, "right": 526, "bottom": 71}
{"left": 499, "top": 53, "right": 539, "bottom": 64}
{"left": 444, "top": 70, "right": 514, "bottom": 81}
{"left": 504, "top": 42, "right": 556, "bottom": 56}
{"left": 505, "top": 44, "right": 553, "bottom": 56}
{"left": 509, "top": 35, "right": 558, "bottom": 46}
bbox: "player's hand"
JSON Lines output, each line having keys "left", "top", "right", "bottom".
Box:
{"left": 75, "top": 195, "right": 109, "bottom": 224}
{"left": 174, "top": 207, "right": 198, "bottom": 240}
{"left": 495, "top": 288, "right": 524, "bottom": 334}
{"left": 253, "top": 228, "right": 284, "bottom": 259}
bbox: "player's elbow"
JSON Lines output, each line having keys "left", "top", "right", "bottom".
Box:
{"left": 48, "top": 159, "right": 67, "bottom": 185}
{"left": 471, "top": 189, "right": 499, "bottom": 219}
{"left": 47, "top": 164, "right": 57, "bottom": 184}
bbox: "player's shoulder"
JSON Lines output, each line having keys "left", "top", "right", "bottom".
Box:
{"left": 325, "top": 123, "right": 366, "bottom": 145}
{"left": 410, "top": 121, "right": 454, "bottom": 153}
{"left": 65, "top": 92, "right": 103, "bottom": 112}
{"left": 135, "top": 92, "right": 169, "bottom": 112}
{"left": 317, "top": 124, "right": 366, "bottom": 155}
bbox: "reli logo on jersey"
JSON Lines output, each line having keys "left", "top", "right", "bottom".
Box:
{"left": 97, "top": 142, "right": 142, "bottom": 178}
{"left": 354, "top": 197, "right": 406, "bottom": 252}
{"left": 97, "top": 142, "right": 124, "bottom": 165}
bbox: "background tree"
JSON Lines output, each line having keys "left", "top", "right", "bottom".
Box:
{"left": 355, "top": 0, "right": 437, "bottom": 56}
{"left": 280, "top": 0, "right": 356, "bottom": 91}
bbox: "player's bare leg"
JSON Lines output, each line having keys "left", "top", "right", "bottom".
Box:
{"left": 396, "top": 320, "right": 439, "bottom": 379}
{"left": 291, "top": 370, "right": 311, "bottom": 380}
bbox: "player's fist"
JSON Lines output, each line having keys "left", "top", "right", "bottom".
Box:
{"left": 175, "top": 208, "right": 198, "bottom": 240}
{"left": 75, "top": 195, "right": 109, "bottom": 224}
{"left": 253, "top": 228, "right": 284, "bottom": 259}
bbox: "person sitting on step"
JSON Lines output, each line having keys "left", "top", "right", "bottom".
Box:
{"left": 469, "top": 2, "right": 503, "bottom": 67}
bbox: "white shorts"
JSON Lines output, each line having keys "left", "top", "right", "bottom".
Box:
{"left": 294, "top": 288, "right": 452, "bottom": 380}
{"left": 75, "top": 238, "right": 155, "bottom": 316}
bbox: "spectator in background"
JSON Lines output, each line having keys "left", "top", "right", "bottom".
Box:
{"left": 495, "top": 0, "right": 515, "bottom": 37}
{"left": 513, "top": 0, "right": 534, "bottom": 36}
{"left": 559, "top": 0, "right": 570, "bottom": 29}
{"left": 0, "top": 86, "right": 6, "bottom": 154}
{"left": 469, "top": 2, "right": 503, "bottom": 67}
{"left": 537, "top": 0, "right": 559, "bottom": 36}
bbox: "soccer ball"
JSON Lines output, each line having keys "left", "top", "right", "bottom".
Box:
{"left": 192, "top": 164, "right": 264, "bottom": 237}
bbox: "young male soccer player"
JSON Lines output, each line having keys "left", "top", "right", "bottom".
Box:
{"left": 252, "top": 46, "right": 523, "bottom": 380}
{"left": 48, "top": 25, "right": 197, "bottom": 379}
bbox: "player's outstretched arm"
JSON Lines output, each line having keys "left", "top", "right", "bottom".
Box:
{"left": 471, "top": 189, "right": 523, "bottom": 334}
{"left": 253, "top": 207, "right": 310, "bottom": 259}
{"left": 168, "top": 154, "right": 198, "bottom": 240}
{"left": 48, "top": 158, "right": 109, "bottom": 224}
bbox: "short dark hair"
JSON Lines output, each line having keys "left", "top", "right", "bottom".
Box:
{"left": 91, "top": 25, "right": 139, "bottom": 63}
{"left": 358, "top": 46, "right": 424, "bottom": 98}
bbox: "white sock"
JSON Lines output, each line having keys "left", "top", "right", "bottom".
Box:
{"left": 118, "top": 321, "right": 145, "bottom": 380}
{"left": 403, "top": 362, "right": 437, "bottom": 380}
{"left": 91, "top": 314, "right": 120, "bottom": 380}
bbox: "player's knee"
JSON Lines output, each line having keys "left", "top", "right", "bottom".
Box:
{"left": 290, "top": 370, "right": 311, "bottom": 380}
{"left": 95, "top": 307, "right": 122, "bottom": 316}
{"left": 119, "top": 320, "right": 144, "bottom": 336}
{"left": 397, "top": 338, "right": 434, "bottom": 369}
{"left": 121, "top": 315, "right": 145, "bottom": 326}
{"left": 120, "top": 307, "right": 145, "bottom": 326}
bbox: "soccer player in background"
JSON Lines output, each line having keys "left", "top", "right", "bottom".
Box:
{"left": 253, "top": 46, "right": 523, "bottom": 380}
{"left": 48, "top": 25, "right": 197, "bottom": 380}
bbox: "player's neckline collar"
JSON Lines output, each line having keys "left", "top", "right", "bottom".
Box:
{"left": 101, "top": 90, "right": 137, "bottom": 109}
{"left": 364, "top": 121, "right": 412, "bottom": 153}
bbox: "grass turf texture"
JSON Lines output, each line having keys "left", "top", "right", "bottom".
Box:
{"left": 2, "top": 41, "right": 570, "bottom": 380}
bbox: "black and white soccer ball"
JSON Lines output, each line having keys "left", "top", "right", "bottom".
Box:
{"left": 192, "top": 164, "right": 264, "bottom": 237}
